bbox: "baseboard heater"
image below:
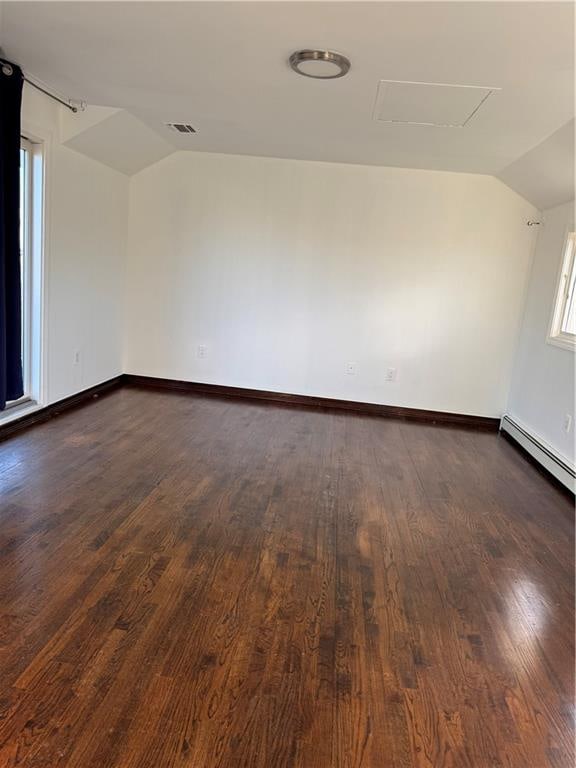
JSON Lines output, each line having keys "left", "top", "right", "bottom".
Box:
{"left": 500, "top": 415, "right": 575, "bottom": 493}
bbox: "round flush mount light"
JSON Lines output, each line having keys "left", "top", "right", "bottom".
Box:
{"left": 289, "top": 49, "right": 351, "bottom": 79}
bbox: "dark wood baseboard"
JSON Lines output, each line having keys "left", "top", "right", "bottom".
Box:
{"left": 0, "top": 373, "right": 501, "bottom": 443}
{"left": 0, "top": 376, "right": 124, "bottom": 443}
{"left": 500, "top": 430, "right": 575, "bottom": 500}
{"left": 123, "top": 374, "right": 500, "bottom": 431}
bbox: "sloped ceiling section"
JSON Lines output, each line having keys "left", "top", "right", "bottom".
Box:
{"left": 61, "top": 106, "right": 175, "bottom": 176}
{"left": 62, "top": 105, "right": 574, "bottom": 213}
{"left": 497, "top": 120, "right": 575, "bottom": 211}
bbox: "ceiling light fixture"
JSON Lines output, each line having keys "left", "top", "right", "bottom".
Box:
{"left": 289, "top": 49, "right": 350, "bottom": 79}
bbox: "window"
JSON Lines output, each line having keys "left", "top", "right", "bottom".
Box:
{"left": 19, "top": 139, "right": 33, "bottom": 401}
{"left": 549, "top": 232, "right": 576, "bottom": 351}
{"left": 3, "top": 136, "right": 43, "bottom": 413}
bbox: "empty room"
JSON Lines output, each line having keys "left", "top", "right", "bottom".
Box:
{"left": 0, "top": 1, "right": 574, "bottom": 766}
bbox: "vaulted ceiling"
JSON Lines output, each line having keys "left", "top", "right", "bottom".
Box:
{"left": 2, "top": 1, "right": 574, "bottom": 208}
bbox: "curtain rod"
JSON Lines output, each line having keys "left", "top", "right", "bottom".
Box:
{"left": 1, "top": 57, "right": 85, "bottom": 114}
{"left": 24, "top": 76, "right": 85, "bottom": 113}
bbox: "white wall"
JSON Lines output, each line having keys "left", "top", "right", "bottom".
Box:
{"left": 22, "top": 86, "right": 129, "bottom": 405}
{"left": 507, "top": 200, "right": 575, "bottom": 463}
{"left": 125, "top": 152, "right": 537, "bottom": 417}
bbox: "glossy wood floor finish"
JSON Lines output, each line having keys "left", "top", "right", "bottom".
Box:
{"left": 0, "top": 388, "right": 573, "bottom": 768}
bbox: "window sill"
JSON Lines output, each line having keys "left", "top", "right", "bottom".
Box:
{"left": 0, "top": 398, "right": 41, "bottom": 425}
{"left": 4, "top": 395, "right": 32, "bottom": 411}
{"left": 547, "top": 333, "right": 576, "bottom": 352}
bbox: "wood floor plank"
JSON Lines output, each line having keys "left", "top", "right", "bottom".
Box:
{"left": 0, "top": 388, "right": 572, "bottom": 767}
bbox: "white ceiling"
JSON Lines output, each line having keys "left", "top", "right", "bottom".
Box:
{"left": 1, "top": 1, "right": 574, "bottom": 201}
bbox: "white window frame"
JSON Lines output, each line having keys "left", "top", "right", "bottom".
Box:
{"left": 548, "top": 231, "right": 576, "bottom": 352}
{"left": 1, "top": 136, "right": 44, "bottom": 419}
{"left": 19, "top": 138, "right": 33, "bottom": 402}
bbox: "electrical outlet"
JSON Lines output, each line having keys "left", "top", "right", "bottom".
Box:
{"left": 385, "top": 367, "right": 397, "bottom": 382}
{"left": 345, "top": 362, "right": 357, "bottom": 375}
{"left": 197, "top": 345, "right": 208, "bottom": 359}
{"left": 563, "top": 414, "right": 572, "bottom": 434}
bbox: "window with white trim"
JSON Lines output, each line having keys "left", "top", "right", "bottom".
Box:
{"left": 5, "top": 136, "right": 43, "bottom": 412}
{"left": 549, "top": 232, "right": 576, "bottom": 351}
{"left": 19, "top": 139, "right": 33, "bottom": 401}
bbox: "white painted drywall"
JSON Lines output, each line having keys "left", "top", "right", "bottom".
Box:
{"left": 506, "top": 201, "right": 575, "bottom": 464}
{"left": 21, "top": 86, "right": 129, "bottom": 405}
{"left": 125, "top": 152, "right": 537, "bottom": 417}
{"left": 497, "top": 120, "right": 575, "bottom": 211}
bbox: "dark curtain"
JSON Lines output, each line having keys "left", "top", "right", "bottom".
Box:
{"left": 0, "top": 59, "right": 24, "bottom": 410}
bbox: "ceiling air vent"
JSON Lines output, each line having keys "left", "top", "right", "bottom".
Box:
{"left": 164, "top": 123, "right": 197, "bottom": 134}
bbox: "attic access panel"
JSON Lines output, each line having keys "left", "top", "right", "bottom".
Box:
{"left": 373, "top": 80, "right": 499, "bottom": 127}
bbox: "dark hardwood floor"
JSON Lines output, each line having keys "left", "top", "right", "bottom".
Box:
{"left": 0, "top": 387, "right": 573, "bottom": 767}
